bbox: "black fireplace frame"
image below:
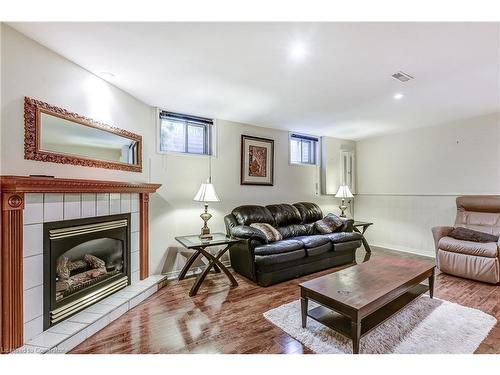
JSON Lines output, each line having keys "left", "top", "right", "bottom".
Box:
{"left": 43, "top": 213, "right": 131, "bottom": 329}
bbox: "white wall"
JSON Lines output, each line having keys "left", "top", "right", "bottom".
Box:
{"left": 320, "top": 137, "right": 356, "bottom": 195}
{"left": 149, "top": 121, "right": 355, "bottom": 274}
{"left": 1, "top": 24, "right": 355, "bottom": 275}
{"left": 1, "top": 24, "right": 154, "bottom": 181}
{"left": 355, "top": 113, "right": 500, "bottom": 257}
{"left": 5, "top": 23, "right": 500, "bottom": 270}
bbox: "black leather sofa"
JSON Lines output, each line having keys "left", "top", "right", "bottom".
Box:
{"left": 224, "top": 202, "right": 362, "bottom": 286}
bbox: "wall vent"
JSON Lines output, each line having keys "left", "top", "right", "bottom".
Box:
{"left": 391, "top": 71, "right": 414, "bottom": 82}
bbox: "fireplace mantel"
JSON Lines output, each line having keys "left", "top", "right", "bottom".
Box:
{"left": 0, "top": 175, "right": 161, "bottom": 353}
{"left": 0, "top": 175, "right": 161, "bottom": 194}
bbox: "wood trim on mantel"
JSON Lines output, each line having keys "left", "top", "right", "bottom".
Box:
{"left": 1, "top": 192, "right": 24, "bottom": 354}
{"left": 139, "top": 193, "right": 150, "bottom": 279}
{"left": 0, "top": 175, "right": 161, "bottom": 353}
{"left": 0, "top": 175, "right": 161, "bottom": 194}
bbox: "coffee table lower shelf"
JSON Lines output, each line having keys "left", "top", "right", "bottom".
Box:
{"left": 306, "top": 284, "right": 428, "bottom": 341}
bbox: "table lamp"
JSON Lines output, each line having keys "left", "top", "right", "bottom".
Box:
{"left": 335, "top": 185, "right": 353, "bottom": 218}
{"left": 193, "top": 178, "right": 220, "bottom": 240}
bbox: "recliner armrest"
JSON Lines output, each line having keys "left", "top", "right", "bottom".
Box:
{"left": 431, "top": 226, "right": 454, "bottom": 251}
{"left": 432, "top": 226, "right": 454, "bottom": 269}
{"left": 230, "top": 225, "right": 268, "bottom": 244}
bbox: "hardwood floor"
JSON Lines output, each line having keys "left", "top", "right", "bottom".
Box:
{"left": 70, "top": 247, "right": 500, "bottom": 354}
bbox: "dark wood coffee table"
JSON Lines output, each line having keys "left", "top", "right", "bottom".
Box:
{"left": 300, "top": 256, "right": 435, "bottom": 354}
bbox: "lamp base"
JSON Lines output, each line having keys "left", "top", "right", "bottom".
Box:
{"left": 199, "top": 203, "right": 213, "bottom": 240}
{"left": 339, "top": 199, "right": 347, "bottom": 218}
{"left": 199, "top": 226, "right": 212, "bottom": 240}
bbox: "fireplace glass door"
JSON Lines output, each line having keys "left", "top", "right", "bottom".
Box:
{"left": 44, "top": 214, "right": 131, "bottom": 329}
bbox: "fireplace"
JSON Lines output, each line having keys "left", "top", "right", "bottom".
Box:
{"left": 0, "top": 176, "right": 160, "bottom": 352}
{"left": 43, "top": 214, "right": 131, "bottom": 329}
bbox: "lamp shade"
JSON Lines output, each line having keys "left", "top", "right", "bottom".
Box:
{"left": 193, "top": 182, "right": 220, "bottom": 202}
{"left": 335, "top": 185, "right": 353, "bottom": 198}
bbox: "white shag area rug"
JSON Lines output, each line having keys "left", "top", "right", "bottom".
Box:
{"left": 263, "top": 296, "right": 496, "bottom": 354}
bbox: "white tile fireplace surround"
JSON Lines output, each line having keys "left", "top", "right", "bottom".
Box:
{"left": 17, "top": 275, "right": 165, "bottom": 353}
{"left": 23, "top": 193, "right": 144, "bottom": 344}
{"left": 0, "top": 176, "right": 161, "bottom": 354}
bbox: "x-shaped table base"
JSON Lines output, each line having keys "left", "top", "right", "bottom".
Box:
{"left": 178, "top": 244, "right": 238, "bottom": 296}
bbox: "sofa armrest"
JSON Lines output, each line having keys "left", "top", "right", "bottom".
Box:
{"left": 228, "top": 239, "right": 258, "bottom": 281}
{"left": 230, "top": 225, "right": 268, "bottom": 244}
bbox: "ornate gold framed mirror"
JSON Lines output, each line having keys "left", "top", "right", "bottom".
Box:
{"left": 24, "top": 97, "right": 142, "bottom": 172}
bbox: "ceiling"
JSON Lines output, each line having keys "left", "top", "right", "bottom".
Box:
{"left": 9, "top": 22, "right": 500, "bottom": 140}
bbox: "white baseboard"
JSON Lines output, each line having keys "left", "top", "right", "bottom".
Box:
{"left": 369, "top": 241, "right": 435, "bottom": 259}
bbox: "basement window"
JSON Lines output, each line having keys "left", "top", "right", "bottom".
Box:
{"left": 158, "top": 110, "right": 214, "bottom": 155}
{"left": 289, "top": 133, "right": 319, "bottom": 165}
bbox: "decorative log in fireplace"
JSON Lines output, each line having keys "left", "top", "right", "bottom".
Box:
{"left": 0, "top": 175, "right": 161, "bottom": 353}
{"left": 56, "top": 254, "right": 109, "bottom": 295}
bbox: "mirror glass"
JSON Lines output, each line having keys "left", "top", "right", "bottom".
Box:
{"left": 39, "top": 112, "right": 139, "bottom": 165}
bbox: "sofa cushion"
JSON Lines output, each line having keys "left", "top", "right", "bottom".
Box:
{"left": 289, "top": 235, "right": 330, "bottom": 249}
{"left": 232, "top": 205, "right": 275, "bottom": 226}
{"left": 304, "top": 243, "right": 332, "bottom": 257}
{"left": 315, "top": 213, "right": 344, "bottom": 234}
{"left": 254, "top": 249, "right": 307, "bottom": 267}
{"left": 334, "top": 240, "right": 362, "bottom": 252}
{"left": 438, "top": 236, "right": 498, "bottom": 258}
{"left": 293, "top": 202, "right": 323, "bottom": 224}
{"left": 250, "top": 223, "right": 282, "bottom": 242}
{"left": 277, "top": 224, "right": 315, "bottom": 239}
{"left": 266, "top": 204, "right": 302, "bottom": 227}
{"left": 254, "top": 239, "right": 303, "bottom": 256}
{"left": 324, "top": 232, "right": 363, "bottom": 243}
{"left": 448, "top": 227, "right": 499, "bottom": 243}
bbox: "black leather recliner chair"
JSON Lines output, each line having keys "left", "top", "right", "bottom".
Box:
{"left": 224, "top": 202, "right": 362, "bottom": 286}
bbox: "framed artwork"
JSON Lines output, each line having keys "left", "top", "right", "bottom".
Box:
{"left": 240, "top": 135, "right": 274, "bottom": 186}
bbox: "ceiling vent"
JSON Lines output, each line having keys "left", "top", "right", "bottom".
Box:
{"left": 391, "top": 71, "right": 414, "bottom": 82}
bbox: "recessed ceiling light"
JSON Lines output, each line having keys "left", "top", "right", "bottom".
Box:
{"left": 100, "top": 71, "right": 115, "bottom": 79}
{"left": 289, "top": 42, "right": 308, "bottom": 61}
{"left": 393, "top": 93, "right": 404, "bottom": 100}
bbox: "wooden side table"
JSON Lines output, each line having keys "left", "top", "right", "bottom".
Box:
{"left": 175, "top": 233, "right": 240, "bottom": 296}
{"left": 352, "top": 221, "right": 373, "bottom": 253}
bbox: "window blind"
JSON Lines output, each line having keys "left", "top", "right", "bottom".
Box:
{"left": 290, "top": 133, "right": 319, "bottom": 142}
{"left": 159, "top": 110, "right": 214, "bottom": 126}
